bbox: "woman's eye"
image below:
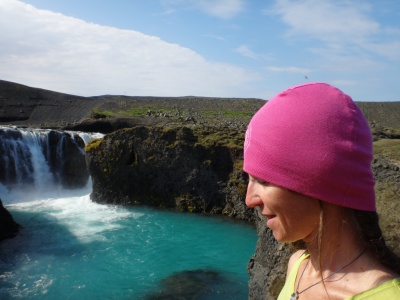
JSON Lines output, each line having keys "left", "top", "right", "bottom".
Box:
{"left": 249, "top": 176, "right": 268, "bottom": 185}
{"left": 257, "top": 179, "right": 268, "bottom": 185}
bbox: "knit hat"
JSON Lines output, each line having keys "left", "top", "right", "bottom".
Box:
{"left": 243, "top": 82, "right": 375, "bottom": 211}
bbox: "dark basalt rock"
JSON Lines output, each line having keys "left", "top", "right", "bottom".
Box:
{"left": 0, "top": 199, "right": 20, "bottom": 241}
{"left": 47, "top": 131, "right": 90, "bottom": 189}
{"left": 85, "top": 125, "right": 253, "bottom": 221}
{"left": 143, "top": 269, "right": 241, "bottom": 299}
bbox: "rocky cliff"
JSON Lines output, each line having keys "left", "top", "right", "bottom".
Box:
{"left": 85, "top": 125, "right": 254, "bottom": 220}
{"left": 0, "top": 199, "right": 19, "bottom": 241}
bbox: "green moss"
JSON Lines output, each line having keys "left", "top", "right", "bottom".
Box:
{"left": 125, "top": 107, "right": 149, "bottom": 116}
{"left": 229, "top": 160, "right": 247, "bottom": 197}
{"left": 85, "top": 138, "right": 103, "bottom": 152}
{"left": 375, "top": 181, "right": 400, "bottom": 251}
{"left": 203, "top": 159, "right": 212, "bottom": 166}
{"left": 373, "top": 139, "right": 400, "bottom": 160}
{"left": 91, "top": 107, "right": 115, "bottom": 118}
{"left": 187, "top": 205, "right": 196, "bottom": 213}
{"left": 193, "top": 127, "right": 245, "bottom": 149}
{"left": 203, "top": 110, "right": 253, "bottom": 117}
{"left": 176, "top": 194, "right": 199, "bottom": 213}
{"left": 92, "top": 104, "right": 176, "bottom": 118}
{"left": 222, "top": 111, "right": 253, "bottom": 117}
{"left": 203, "top": 111, "right": 218, "bottom": 116}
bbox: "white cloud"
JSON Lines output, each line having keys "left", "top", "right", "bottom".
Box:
{"left": 197, "top": 0, "right": 245, "bottom": 19}
{"left": 235, "top": 45, "right": 259, "bottom": 59}
{"left": 235, "top": 45, "right": 274, "bottom": 61}
{"left": 364, "top": 41, "right": 400, "bottom": 61}
{"left": 0, "top": 0, "right": 257, "bottom": 97}
{"left": 162, "top": 0, "right": 245, "bottom": 19}
{"left": 269, "top": 0, "right": 400, "bottom": 71}
{"left": 203, "top": 34, "right": 227, "bottom": 42}
{"left": 266, "top": 66, "right": 312, "bottom": 74}
{"left": 272, "top": 0, "right": 379, "bottom": 42}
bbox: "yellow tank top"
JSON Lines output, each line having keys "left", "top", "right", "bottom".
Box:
{"left": 277, "top": 252, "right": 309, "bottom": 300}
{"left": 277, "top": 253, "right": 400, "bottom": 300}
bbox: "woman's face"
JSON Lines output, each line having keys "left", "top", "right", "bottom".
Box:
{"left": 245, "top": 174, "right": 321, "bottom": 243}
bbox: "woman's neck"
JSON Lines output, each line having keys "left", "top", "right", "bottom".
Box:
{"left": 304, "top": 203, "right": 365, "bottom": 274}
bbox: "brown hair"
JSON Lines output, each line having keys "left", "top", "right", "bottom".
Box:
{"left": 292, "top": 204, "right": 400, "bottom": 298}
{"left": 354, "top": 210, "right": 400, "bottom": 274}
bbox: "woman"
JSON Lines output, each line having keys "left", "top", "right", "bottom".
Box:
{"left": 243, "top": 82, "right": 400, "bottom": 299}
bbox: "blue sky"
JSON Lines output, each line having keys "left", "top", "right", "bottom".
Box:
{"left": 1, "top": 0, "right": 399, "bottom": 101}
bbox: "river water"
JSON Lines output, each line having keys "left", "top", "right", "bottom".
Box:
{"left": 0, "top": 127, "right": 257, "bottom": 299}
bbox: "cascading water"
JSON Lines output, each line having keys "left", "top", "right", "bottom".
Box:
{"left": 0, "top": 126, "right": 100, "bottom": 202}
{"left": 0, "top": 126, "right": 96, "bottom": 197}
{"left": 0, "top": 126, "right": 257, "bottom": 299}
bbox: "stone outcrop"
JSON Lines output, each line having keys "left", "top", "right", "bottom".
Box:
{"left": 85, "top": 125, "right": 254, "bottom": 221}
{"left": 46, "top": 130, "right": 90, "bottom": 189}
{"left": 0, "top": 199, "right": 19, "bottom": 241}
{"left": 246, "top": 213, "right": 294, "bottom": 300}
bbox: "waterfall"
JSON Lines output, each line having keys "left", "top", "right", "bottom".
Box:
{"left": 0, "top": 126, "right": 102, "bottom": 203}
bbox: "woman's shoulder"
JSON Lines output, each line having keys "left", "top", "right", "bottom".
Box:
{"left": 288, "top": 249, "right": 307, "bottom": 263}
{"left": 348, "top": 277, "right": 400, "bottom": 299}
{"left": 286, "top": 249, "right": 308, "bottom": 275}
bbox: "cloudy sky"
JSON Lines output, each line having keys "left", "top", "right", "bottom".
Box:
{"left": 1, "top": 0, "right": 399, "bottom": 101}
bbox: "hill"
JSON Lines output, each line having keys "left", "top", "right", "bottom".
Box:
{"left": 1, "top": 79, "right": 400, "bottom": 132}
{"left": 0, "top": 80, "right": 263, "bottom": 131}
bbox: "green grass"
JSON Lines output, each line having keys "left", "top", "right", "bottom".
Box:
{"left": 373, "top": 139, "right": 400, "bottom": 160}
{"left": 92, "top": 105, "right": 176, "bottom": 118}
{"left": 91, "top": 108, "right": 115, "bottom": 118}
{"left": 125, "top": 107, "right": 150, "bottom": 116}
{"left": 203, "top": 110, "right": 253, "bottom": 117}
{"left": 193, "top": 127, "right": 244, "bottom": 149}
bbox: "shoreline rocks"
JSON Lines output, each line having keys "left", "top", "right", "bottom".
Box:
{"left": 0, "top": 199, "right": 20, "bottom": 241}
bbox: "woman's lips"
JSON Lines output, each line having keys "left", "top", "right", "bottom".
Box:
{"left": 255, "top": 207, "right": 267, "bottom": 221}
{"left": 256, "top": 207, "right": 276, "bottom": 225}
{"left": 265, "top": 215, "right": 276, "bottom": 227}
{"left": 255, "top": 207, "right": 276, "bottom": 224}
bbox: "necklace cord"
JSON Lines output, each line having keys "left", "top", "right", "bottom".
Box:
{"left": 295, "top": 248, "right": 367, "bottom": 296}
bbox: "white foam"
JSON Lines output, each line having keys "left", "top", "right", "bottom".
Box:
{"left": 74, "top": 131, "right": 104, "bottom": 144}
{"left": 8, "top": 191, "right": 143, "bottom": 244}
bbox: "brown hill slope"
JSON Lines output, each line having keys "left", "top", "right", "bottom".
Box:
{"left": 1, "top": 80, "right": 400, "bottom": 131}
{"left": 0, "top": 80, "right": 101, "bottom": 126}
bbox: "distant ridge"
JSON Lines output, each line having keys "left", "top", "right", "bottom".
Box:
{"left": 1, "top": 79, "right": 400, "bottom": 130}
{"left": 0, "top": 79, "right": 95, "bottom": 125}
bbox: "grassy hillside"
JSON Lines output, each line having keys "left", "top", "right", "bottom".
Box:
{"left": 1, "top": 80, "right": 400, "bottom": 130}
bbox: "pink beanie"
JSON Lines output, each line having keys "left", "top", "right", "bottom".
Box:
{"left": 243, "top": 82, "right": 375, "bottom": 211}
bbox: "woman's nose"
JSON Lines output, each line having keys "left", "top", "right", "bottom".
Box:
{"left": 245, "top": 183, "right": 263, "bottom": 208}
